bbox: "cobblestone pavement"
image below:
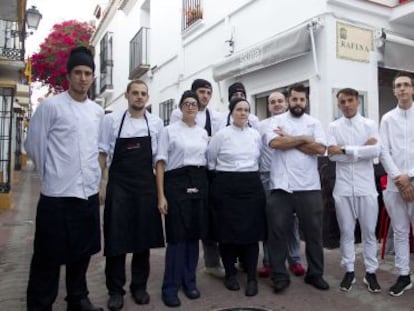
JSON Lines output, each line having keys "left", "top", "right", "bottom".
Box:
{"left": 1, "top": 167, "right": 413, "bottom": 311}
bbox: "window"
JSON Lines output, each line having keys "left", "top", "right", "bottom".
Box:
{"left": 159, "top": 99, "right": 175, "bottom": 126}
{"left": 0, "top": 87, "right": 14, "bottom": 193}
{"left": 129, "top": 27, "right": 150, "bottom": 79}
{"left": 182, "top": 0, "right": 203, "bottom": 31}
{"left": 99, "top": 32, "right": 113, "bottom": 93}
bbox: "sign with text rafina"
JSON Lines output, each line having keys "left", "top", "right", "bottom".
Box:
{"left": 336, "top": 22, "right": 374, "bottom": 63}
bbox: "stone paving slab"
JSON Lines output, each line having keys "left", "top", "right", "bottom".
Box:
{"left": 1, "top": 168, "right": 413, "bottom": 311}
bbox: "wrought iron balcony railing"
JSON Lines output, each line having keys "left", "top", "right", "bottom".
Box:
{"left": 100, "top": 32, "right": 113, "bottom": 94}
{"left": 182, "top": 0, "right": 203, "bottom": 31}
{"left": 0, "top": 19, "right": 24, "bottom": 61}
{"left": 129, "top": 27, "right": 150, "bottom": 79}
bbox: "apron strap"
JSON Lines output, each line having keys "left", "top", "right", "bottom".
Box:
{"left": 205, "top": 108, "right": 212, "bottom": 137}
{"left": 117, "top": 110, "right": 151, "bottom": 138}
{"left": 144, "top": 113, "right": 151, "bottom": 137}
{"left": 117, "top": 110, "right": 128, "bottom": 139}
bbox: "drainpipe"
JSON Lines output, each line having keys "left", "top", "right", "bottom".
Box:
{"left": 308, "top": 19, "right": 323, "bottom": 80}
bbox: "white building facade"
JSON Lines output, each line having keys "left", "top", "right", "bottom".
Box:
{"left": 90, "top": 0, "right": 414, "bottom": 129}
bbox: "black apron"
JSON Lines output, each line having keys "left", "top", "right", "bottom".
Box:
{"left": 164, "top": 166, "right": 209, "bottom": 243}
{"left": 210, "top": 171, "right": 266, "bottom": 244}
{"left": 33, "top": 194, "right": 101, "bottom": 264}
{"left": 104, "top": 111, "right": 164, "bottom": 256}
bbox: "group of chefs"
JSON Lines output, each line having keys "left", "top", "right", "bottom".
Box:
{"left": 24, "top": 47, "right": 414, "bottom": 311}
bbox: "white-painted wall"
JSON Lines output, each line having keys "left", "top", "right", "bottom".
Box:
{"left": 90, "top": 0, "right": 414, "bottom": 130}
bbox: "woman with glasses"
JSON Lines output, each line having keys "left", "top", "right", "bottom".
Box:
{"left": 156, "top": 90, "right": 209, "bottom": 307}
{"left": 208, "top": 97, "right": 266, "bottom": 297}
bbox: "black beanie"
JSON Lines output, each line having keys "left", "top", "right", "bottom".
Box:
{"left": 179, "top": 90, "right": 200, "bottom": 109}
{"left": 191, "top": 79, "right": 212, "bottom": 92}
{"left": 66, "top": 46, "right": 95, "bottom": 73}
{"left": 228, "top": 97, "right": 250, "bottom": 114}
{"left": 228, "top": 82, "right": 246, "bottom": 102}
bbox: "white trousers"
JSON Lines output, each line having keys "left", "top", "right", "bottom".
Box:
{"left": 333, "top": 194, "right": 379, "bottom": 273}
{"left": 383, "top": 190, "right": 414, "bottom": 275}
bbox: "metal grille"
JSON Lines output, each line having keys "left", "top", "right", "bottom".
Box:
{"left": 100, "top": 32, "right": 113, "bottom": 93}
{"left": 0, "top": 19, "right": 23, "bottom": 61}
{"left": 182, "top": 0, "right": 203, "bottom": 31}
{"left": 0, "top": 87, "right": 14, "bottom": 193}
{"left": 159, "top": 99, "right": 174, "bottom": 126}
{"left": 14, "top": 115, "right": 22, "bottom": 171}
{"left": 129, "top": 27, "right": 150, "bottom": 79}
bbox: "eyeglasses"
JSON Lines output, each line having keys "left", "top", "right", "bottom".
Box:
{"left": 182, "top": 101, "right": 198, "bottom": 108}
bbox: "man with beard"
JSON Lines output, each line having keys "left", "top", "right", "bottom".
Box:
{"left": 258, "top": 91, "right": 305, "bottom": 278}
{"left": 99, "top": 80, "right": 164, "bottom": 310}
{"left": 265, "top": 84, "right": 329, "bottom": 293}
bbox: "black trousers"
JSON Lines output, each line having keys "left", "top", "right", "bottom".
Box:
{"left": 105, "top": 249, "right": 150, "bottom": 296}
{"left": 267, "top": 190, "right": 324, "bottom": 281}
{"left": 219, "top": 243, "right": 258, "bottom": 281}
{"left": 27, "top": 255, "right": 91, "bottom": 311}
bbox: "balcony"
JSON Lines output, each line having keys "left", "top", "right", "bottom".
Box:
{"left": 129, "top": 27, "right": 150, "bottom": 79}
{"left": 182, "top": 0, "right": 203, "bottom": 31}
{"left": 99, "top": 32, "right": 113, "bottom": 95}
{"left": 0, "top": 19, "right": 24, "bottom": 62}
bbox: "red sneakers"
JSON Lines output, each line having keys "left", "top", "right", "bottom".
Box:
{"left": 289, "top": 263, "right": 305, "bottom": 276}
{"left": 258, "top": 265, "right": 271, "bottom": 278}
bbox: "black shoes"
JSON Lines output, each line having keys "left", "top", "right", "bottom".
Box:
{"left": 340, "top": 272, "right": 355, "bottom": 292}
{"left": 273, "top": 279, "right": 290, "bottom": 293}
{"left": 245, "top": 280, "right": 258, "bottom": 296}
{"left": 304, "top": 275, "right": 329, "bottom": 290}
{"left": 224, "top": 275, "right": 240, "bottom": 291}
{"left": 67, "top": 297, "right": 103, "bottom": 311}
{"left": 363, "top": 272, "right": 381, "bottom": 293}
{"left": 107, "top": 295, "right": 123, "bottom": 311}
{"left": 131, "top": 289, "right": 150, "bottom": 305}
{"left": 389, "top": 275, "right": 412, "bottom": 297}
{"left": 183, "top": 288, "right": 201, "bottom": 299}
{"left": 162, "top": 294, "right": 181, "bottom": 308}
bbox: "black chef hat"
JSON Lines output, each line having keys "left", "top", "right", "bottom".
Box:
{"left": 228, "top": 82, "right": 246, "bottom": 102}
{"left": 179, "top": 90, "right": 200, "bottom": 109}
{"left": 66, "top": 46, "right": 95, "bottom": 73}
{"left": 228, "top": 97, "right": 250, "bottom": 114}
{"left": 191, "top": 79, "right": 212, "bottom": 92}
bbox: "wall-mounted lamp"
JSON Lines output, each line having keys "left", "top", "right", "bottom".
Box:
{"left": 26, "top": 6, "right": 42, "bottom": 31}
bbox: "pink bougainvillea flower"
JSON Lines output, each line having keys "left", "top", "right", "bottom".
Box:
{"left": 31, "top": 20, "right": 95, "bottom": 93}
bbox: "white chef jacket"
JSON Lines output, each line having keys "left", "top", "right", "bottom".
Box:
{"left": 98, "top": 110, "right": 163, "bottom": 167}
{"left": 258, "top": 117, "right": 273, "bottom": 173}
{"left": 380, "top": 103, "right": 414, "bottom": 192}
{"left": 170, "top": 107, "right": 224, "bottom": 136}
{"left": 265, "top": 112, "right": 326, "bottom": 192}
{"left": 156, "top": 120, "right": 209, "bottom": 171}
{"left": 327, "top": 113, "right": 379, "bottom": 196}
{"left": 25, "top": 91, "right": 104, "bottom": 199}
{"left": 207, "top": 124, "right": 262, "bottom": 172}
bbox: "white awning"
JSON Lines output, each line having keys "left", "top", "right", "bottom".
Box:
{"left": 212, "top": 22, "right": 316, "bottom": 82}
{"left": 383, "top": 31, "right": 414, "bottom": 73}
